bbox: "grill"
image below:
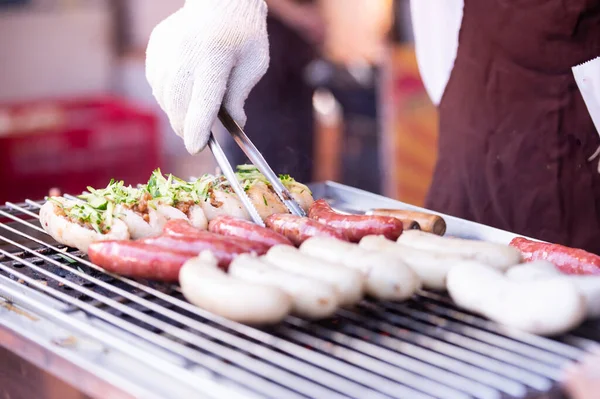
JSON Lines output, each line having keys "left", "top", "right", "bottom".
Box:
{"left": 1, "top": 182, "right": 598, "bottom": 399}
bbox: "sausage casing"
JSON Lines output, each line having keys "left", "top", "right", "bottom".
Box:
{"left": 209, "top": 215, "right": 292, "bottom": 247}
{"left": 265, "top": 214, "right": 346, "bottom": 246}
{"left": 308, "top": 199, "right": 403, "bottom": 243}
{"left": 141, "top": 235, "right": 249, "bottom": 269}
{"left": 509, "top": 237, "right": 600, "bottom": 275}
{"left": 163, "top": 220, "right": 269, "bottom": 254}
{"left": 88, "top": 241, "right": 194, "bottom": 281}
{"left": 368, "top": 209, "right": 445, "bottom": 235}
{"left": 180, "top": 252, "right": 292, "bottom": 324}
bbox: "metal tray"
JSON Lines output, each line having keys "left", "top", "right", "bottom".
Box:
{"left": 312, "top": 181, "right": 528, "bottom": 244}
{"left": 0, "top": 182, "right": 596, "bottom": 399}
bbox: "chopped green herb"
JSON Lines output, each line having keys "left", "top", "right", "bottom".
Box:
{"left": 263, "top": 195, "right": 268, "bottom": 206}
{"left": 56, "top": 253, "right": 77, "bottom": 264}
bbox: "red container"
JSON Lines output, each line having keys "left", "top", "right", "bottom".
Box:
{"left": 0, "top": 96, "right": 162, "bottom": 203}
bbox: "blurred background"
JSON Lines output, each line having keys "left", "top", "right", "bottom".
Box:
{"left": 0, "top": 0, "right": 438, "bottom": 208}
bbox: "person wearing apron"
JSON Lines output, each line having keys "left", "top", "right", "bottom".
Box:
{"left": 411, "top": 0, "right": 600, "bottom": 254}
{"left": 225, "top": 0, "right": 321, "bottom": 183}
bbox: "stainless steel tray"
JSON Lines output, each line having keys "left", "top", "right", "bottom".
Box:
{"left": 0, "top": 182, "right": 596, "bottom": 399}
{"left": 312, "top": 181, "right": 529, "bottom": 244}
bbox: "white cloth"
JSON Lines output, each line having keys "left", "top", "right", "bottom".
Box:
{"left": 146, "top": 0, "right": 269, "bottom": 154}
{"left": 409, "top": 0, "right": 464, "bottom": 106}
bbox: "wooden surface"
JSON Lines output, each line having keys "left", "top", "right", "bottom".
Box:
{"left": 0, "top": 325, "right": 132, "bottom": 399}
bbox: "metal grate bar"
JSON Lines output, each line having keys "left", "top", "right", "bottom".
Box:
{"left": 414, "top": 291, "right": 584, "bottom": 359}
{"left": 0, "top": 205, "right": 425, "bottom": 397}
{"left": 0, "top": 223, "right": 380, "bottom": 399}
{"left": 332, "top": 309, "right": 527, "bottom": 397}
{"left": 278, "top": 320, "right": 500, "bottom": 399}
{"left": 1, "top": 198, "right": 596, "bottom": 399}
{"left": 335, "top": 306, "right": 548, "bottom": 390}
{"left": 0, "top": 249, "right": 320, "bottom": 399}
{"left": 357, "top": 301, "right": 560, "bottom": 381}
{"left": 386, "top": 301, "right": 574, "bottom": 367}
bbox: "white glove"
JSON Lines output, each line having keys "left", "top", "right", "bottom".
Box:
{"left": 146, "top": 0, "right": 270, "bottom": 154}
{"left": 410, "top": 0, "right": 463, "bottom": 106}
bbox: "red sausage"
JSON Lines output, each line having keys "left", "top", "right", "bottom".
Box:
{"left": 308, "top": 199, "right": 404, "bottom": 243}
{"left": 509, "top": 237, "right": 600, "bottom": 275}
{"left": 141, "top": 235, "right": 253, "bottom": 269}
{"left": 209, "top": 215, "right": 293, "bottom": 247}
{"left": 88, "top": 241, "right": 194, "bottom": 282}
{"left": 163, "top": 220, "right": 269, "bottom": 254}
{"left": 163, "top": 219, "right": 214, "bottom": 237}
{"left": 264, "top": 214, "right": 346, "bottom": 247}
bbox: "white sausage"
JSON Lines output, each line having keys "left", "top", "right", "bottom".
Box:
{"left": 264, "top": 245, "right": 365, "bottom": 306}
{"left": 229, "top": 254, "right": 339, "bottom": 319}
{"left": 397, "top": 230, "right": 522, "bottom": 270}
{"left": 39, "top": 199, "right": 130, "bottom": 253}
{"left": 505, "top": 261, "right": 560, "bottom": 281}
{"left": 447, "top": 262, "right": 586, "bottom": 336}
{"left": 299, "top": 237, "right": 421, "bottom": 301}
{"left": 359, "top": 235, "right": 465, "bottom": 290}
{"left": 179, "top": 252, "right": 292, "bottom": 324}
{"left": 507, "top": 261, "right": 600, "bottom": 319}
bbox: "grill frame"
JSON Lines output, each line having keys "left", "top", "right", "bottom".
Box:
{"left": 0, "top": 181, "right": 598, "bottom": 399}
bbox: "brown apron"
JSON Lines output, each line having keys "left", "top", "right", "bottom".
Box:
{"left": 426, "top": 0, "right": 600, "bottom": 254}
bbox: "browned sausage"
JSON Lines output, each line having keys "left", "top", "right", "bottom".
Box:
{"left": 308, "top": 199, "right": 404, "bottom": 243}
{"left": 164, "top": 219, "right": 214, "bottom": 237}
{"left": 88, "top": 241, "right": 194, "bottom": 282}
{"left": 399, "top": 219, "right": 421, "bottom": 231}
{"left": 510, "top": 237, "right": 600, "bottom": 276}
{"left": 368, "top": 209, "right": 446, "bottom": 236}
{"left": 163, "top": 220, "right": 269, "bottom": 254}
{"left": 141, "top": 235, "right": 253, "bottom": 269}
{"left": 209, "top": 215, "right": 293, "bottom": 247}
{"left": 264, "top": 214, "right": 346, "bottom": 247}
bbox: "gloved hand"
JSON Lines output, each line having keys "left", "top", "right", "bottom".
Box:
{"left": 146, "top": 0, "right": 270, "bottom": 154}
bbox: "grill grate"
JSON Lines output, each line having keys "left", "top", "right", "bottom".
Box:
{"left": 0, "top": 200, "right": 599, "bottom": 399}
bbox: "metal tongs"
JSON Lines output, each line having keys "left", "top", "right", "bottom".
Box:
{"left": 207, "top": 107, "right": 307, "bottom": 227}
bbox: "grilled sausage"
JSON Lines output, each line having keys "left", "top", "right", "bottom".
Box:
{"left": 141, "top": 235, "right": 250, "bottom": 269}
{"left": 209, "top": 215, "right": 292, "bottom": 247}
{"left": 88, "top": 240, "right": 194, "bottom": 281}
{"left": 264, "top": 214, "right": 346, "bottom": 246}
{"left": 397, "top": 230, "right": 522, "bottom": 270}
{"left": 447, "top": 261, "right": 586, "bottom": 336}
{"left": 368, "top": 209, "right": 446, "bottom": 235}
{"left": 163, "top": 220, "right": 269, "bottom": 254}
{"left": 509, "top": 237, "right": 600, "bottom": 275}
{"left": 299, "top": 237, "right": 421, "bottom": 301}
{"left": 308, "top": 199, "right": 403, "bottom": 243}
{"left": 263, "top": 245, "right": 365, "bottom": 306}
{"left": 179, "top": 252, "right": 292, "bottom": 324}
{"left": 229, "top": 254, "right": 339, "bottom": 319}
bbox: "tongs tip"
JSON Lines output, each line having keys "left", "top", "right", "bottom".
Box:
{"left": 215, "top": 108, "right": 307, "bottom": 219}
